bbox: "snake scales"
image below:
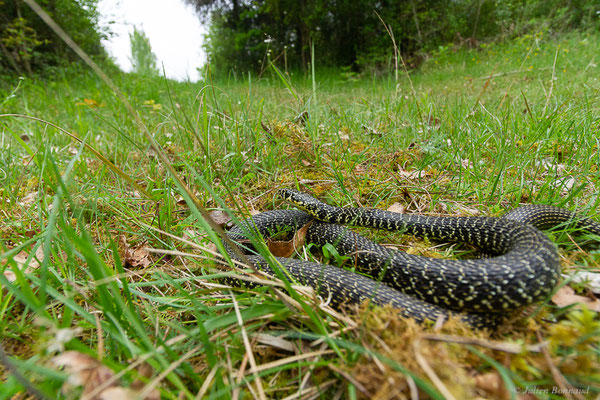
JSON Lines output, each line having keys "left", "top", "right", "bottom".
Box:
{"left": 225, "top": 189, "right": 600, "bottom": 328}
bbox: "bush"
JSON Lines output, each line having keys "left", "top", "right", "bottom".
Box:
{"left": 0, "top": 0, "right": 108, "bottom": 75}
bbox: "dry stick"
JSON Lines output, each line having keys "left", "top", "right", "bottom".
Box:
{"left": 521, "top": 90, "right": 536, "bottom": 123}
{"left": 94, "top": 313, "right": 104, "bottom": 360}
{"left": 542, "top": 46, "right": 560, "bottom": 117}
{"left": 249, "top": 350, "right": 335, "bottom": 375}
{"left": 137, "top": 346, "right": 202, "bottom": 399}
{"left": 472, "top": 66, "right": 496, "bottom": 111}
{"left": 299, "top": 342, "right": 328, "bottom": 392}
{"left": 195, "top": 364, "right": 220, "bottom": 400}
{"left": 373, "top": 10, "right": 425, "bottom": 127}
{"left": 327, "top": 364, "right": 372, "bottom": 398}
{"left": 232, "top": 352, "right": 250, "bottom": 400}
{"left": 413, "top": 339, "right": 457, "bottom": 400}
{"left": 22, "top": 0, "right": 252, "bottom": 269}
{"left": 374, "top": 10, "right": 398, "bottom": 83}
{"left": 479, "top": 67, "right": 551, "bottom": 80}
{"left": 536, "top": 331, "right": 585, "bottom": 400}
{"left": 281, "top": 380, "right": 336, "bottom": 400}
{"left": 230, "top": 291, "right": 267, "bottom": 400}
{"left": 406, "top": 377, "right": 419, "bottom": 400}
{"left": 363, "top": 337, "right": 405, "bottom": 399}
{"left": 419, "top": 333, "right": 546, "bottom": 354}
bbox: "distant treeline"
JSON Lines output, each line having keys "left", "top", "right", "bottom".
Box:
{"left": 186, "top": 0, "right": 600, "bottom": 74}
{"left": 0, "top": 0, "right": 106, "bottom": 75}
{"left": 2, "top": 0, "right": 598, "bottom": 77}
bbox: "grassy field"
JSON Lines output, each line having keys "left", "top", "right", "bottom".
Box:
{"left": 1, "top": 29, "right": 599, "bottom": 399}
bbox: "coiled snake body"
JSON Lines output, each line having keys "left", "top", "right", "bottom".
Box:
{"left": 225, "top": 190, "right": 600, "bottom": 328}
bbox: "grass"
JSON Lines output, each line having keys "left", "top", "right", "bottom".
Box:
{"left": 0, "top": 28, "right": 599, "bottom": 399}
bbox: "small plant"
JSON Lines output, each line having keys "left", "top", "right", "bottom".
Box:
{"left": 0, "top": 17, "right": 45, "bottom": 74}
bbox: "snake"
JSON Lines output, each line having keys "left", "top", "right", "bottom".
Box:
{"left": 224, "top": 189, "right": 600, "bottom": 328}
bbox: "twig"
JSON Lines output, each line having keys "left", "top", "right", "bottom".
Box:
{"left": 472, "top": 64, "right": 497, "bottom": 110}
{"left": 281, "top": 379, "right": 336, "bottom": 400}
{"left": 407, "top": 376, "right": 419, "bottom": 400}
{"left": 420, "top": 333, "right": 546, "bottom": 354}
{"left": 232, "top": 352, "right": 249, "bottom": 400}
{"left": 231, "top": 292, "right": 267, "bottom": 400}
{"left": 136, "top": 346, "right": 201, "bottom": 399}
{"left": 521, "top": 90, "right": 535, "bottom": 122}
{"left": 249, "top": 350, "right": 335, "bottom": 375}
{"left": 413, "top": 339, "right": 457, "bottom": 400}
{"left": 536, "top": 331, "right": 584, "bottom": 400}
{"left": 543, "top": 46, "right": 560, "bottom": 117}
{"left": 94, "top": 313, "right": 104, "bottom": 359}
{"left": 195, "top": 364, "right": 220, "bottom": 399}
{"left": 328, "top": 364, "right": 372, "bottom": 398}
{"left": 299, "top": 341, "right": 328, "bottom": 392}
{"left": 478, "top": 67, "right": 550, "bottom": 80}
{"left": 374, "top": 10, "right": 399, "bottom": 82}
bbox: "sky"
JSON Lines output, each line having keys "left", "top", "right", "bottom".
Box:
{"left": 97, "top": 0, "right": 207, "bottom": 81}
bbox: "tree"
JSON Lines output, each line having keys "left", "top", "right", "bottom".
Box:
{"left": 0, "top": 0, "right": 108, "bottom": 74}
{"left": 185, "top": 0, "right": 600, "bottom": 75}
{"left": 129, "top": 26, "right": 158, "bottom": 76}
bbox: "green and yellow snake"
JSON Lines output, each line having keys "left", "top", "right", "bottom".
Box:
{"left": 225, "top": 189, "right": 600, "bottom": 328}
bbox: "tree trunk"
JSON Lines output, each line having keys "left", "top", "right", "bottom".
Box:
{"left": 0, "top": 40, "right": 23, "bottom": 74}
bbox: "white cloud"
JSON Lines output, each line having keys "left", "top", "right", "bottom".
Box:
{"left": 98, "top": 0, "right": 206, "bottom": 81}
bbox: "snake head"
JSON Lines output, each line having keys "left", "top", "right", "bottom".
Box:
{"left": 277, "top": 189, "right": 341, "bottom": 221}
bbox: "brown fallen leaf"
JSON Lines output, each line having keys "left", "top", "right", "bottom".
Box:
{"left": 52, "top": 351, "right": 116, "bottom": 398}
{"left": 76, "top": 98, "right": 104, "bottom": 108}
{"left": 301, "top": 159, "right": 312, "bottom": 167}
{"left": 209, "top": 210, "right": 232, "bottom": 227}
{"left": 260, "top": 121, "right": 272, "bottom": 135}
{"left": 98, "top": 387, "right": 140, "bottom": 400}
{"left": 130, "top": 362, "right": 160, "bottom": 400}
{"left": 551, "top": 285, "right": 600, "bottom": 312}
{"left": 52, "top": 351, "right": 159, "bottom": 400}
{"left": 120, "top": 235, "right": 152, "bottom": 269}
{"left": 550, "top": 176, "right": 576, "bottom": 194}
{"left": 254, "top": 333, "right": 295, "bottom": 352}
{"left": 395, "top": 167, "right": 431, "bottom": 180}
{"left": 19, "top": 191, "right": 38, "bottom": 207}
{"left": 295, "top": 111, "right": 309, "bottom": 125}
{"left": 461, "top": 158, "right": 473, "bottom": 169}
{"left": 387, "top": 202, "right": 405, "bottom": 214}
{"left": 3, "top": 246, "right": 44, "bottom": 282}
{"left": 338, "top": 131, "right": 350, "bottom": 140}
{"left": 362, "top": 125, "right": 382, "bottom": 136}
{"left": 474, "top": 371, "right": 509, "bottom": 400}
{"left": 453, "top": 204, "right": 481, "bottom": 216}
{"left": 428, "top": 115, "right": 441, "bottom": 128}
{"left": 354, "top": 164, "right": 366, "bottom": 174}
{"left": 267, "top": 221, "right": 312, "bottom": 258}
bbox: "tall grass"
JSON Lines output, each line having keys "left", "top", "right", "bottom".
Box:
{"left": 0, "top": 28, "right": 599, "bottom": 398}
